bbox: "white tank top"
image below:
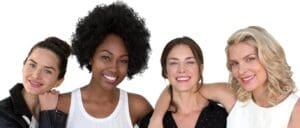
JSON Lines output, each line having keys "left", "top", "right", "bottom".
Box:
{"left": 227, "top": 93, "right": 299, "bottom": 128}
{"left": 66, "top": 88, "right": 133, "bottom": 128}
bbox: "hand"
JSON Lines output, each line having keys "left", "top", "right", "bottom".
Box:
{"left": 38, "top": 90, "right": 59, "bottom": 110}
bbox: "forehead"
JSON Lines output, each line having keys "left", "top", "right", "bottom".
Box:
{"left": 167, "top": 44, "right": 193, "bottom": 58}
{"left": 27, "top": 48, "right": 60, "bottom": 68}
{"left": 96, "top": 34, "right": 128, "bottom": 55}
{"left": 228, "top": 42, "right": 256, "bottom": 59}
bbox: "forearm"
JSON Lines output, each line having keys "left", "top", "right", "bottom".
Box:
{"left": 39, "top": 109, "right": 67, "bottom": 128}
{"left": 149, "top": 87, "right": 171, "bottom": 127}
{"left": 201, "top": 82, "right": 236, "bottom": 112}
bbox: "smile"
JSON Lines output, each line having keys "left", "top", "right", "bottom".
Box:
{"left": 241, "top": 75, "right": 255, "bottom": 83}
{"left": 176, "top": 76, "right": 190, "bottom": 81}
{"left": 104, "top": 74, "right": 117, "bottom": 81}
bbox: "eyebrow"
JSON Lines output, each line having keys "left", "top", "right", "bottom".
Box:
{"left": 167, "top": 57, "right": 179, "bottom": 61}
{"left": 99, "top": 50, "right": 129, "bottom": 58}
{"left": 229, "top": 53, "right": 256, "bottom": 62}
{"left": 28, "top": 59, "right": 37, "bottom": 64}
{"left": 28, "top": 59, "right": 56, "bottom": 71}
{"left": 99, "top": 50, "right": 113, "bottom": 55}
{"left": 185, "top": 57, "right": 195, "bottom": 60}
{"left": 167, "top": 56, "right": 195, "bottom": 61}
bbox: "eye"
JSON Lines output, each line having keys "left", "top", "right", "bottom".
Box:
{"left": 246, "top": 56, "right": 256, "bottom": 62}
{"left": 101, "top": 55, "right": 111, "bottom": 61}
{"left": 120, "top": 59, "right": 128, "bottom": 64}
{"left": 44, "top": 69, "right": 53, "bottom": 75}
{"left": 168, "top": 61, "right": 178, "bottom": 66}
{"left": 229, "top": 62, "right": 238, "bottom": 68}
{"left": 186, "top": 60, "right": 196, "bottom": 65}
{"left": 28, "top": 63, "right": 36, "bottom": 69}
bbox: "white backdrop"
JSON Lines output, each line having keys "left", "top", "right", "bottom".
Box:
{"left": 0, "top": 0, "right": 299, "bottom": 106}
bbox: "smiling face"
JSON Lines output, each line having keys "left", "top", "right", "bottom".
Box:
{"left": 165, "top": 44, "right": 201, "bottom": 92}
{"left": 228, "top": 42, "right": 268, "bottom": 93}
{"left": 90, "top": 34, "right": 128, "bottom": 90}
{"left": 22, "top": 48, "right": 62, "bottom": 95}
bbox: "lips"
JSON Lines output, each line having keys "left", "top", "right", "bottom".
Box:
{"left": 241, "top": 75, "right": 255, "bottom": 84}
{"left": 29, "top": 80, "right": 43, "bottom": 88}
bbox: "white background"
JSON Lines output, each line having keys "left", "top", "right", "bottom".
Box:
{"left": 0, "top": 0, "right": 299, "bottom": 106}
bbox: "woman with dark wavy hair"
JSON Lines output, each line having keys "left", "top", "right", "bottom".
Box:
{"left": 139, "top": 36, "right": 227, "bottom": 128}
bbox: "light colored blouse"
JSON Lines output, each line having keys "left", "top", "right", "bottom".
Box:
{"left": 227, "top": 93, "right": 299, "bottom": 128}
{"left": 66, "top": 88, "right": 133, "bottom": 128}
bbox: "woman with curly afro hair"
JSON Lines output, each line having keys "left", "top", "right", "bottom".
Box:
{"left": 39, "top": 1, "right": 153, "bottom": 128}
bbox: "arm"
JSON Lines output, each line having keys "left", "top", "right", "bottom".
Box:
{"left": 148, "top": 87, "right": 171, "bottom": 128}
{"left": 128, "top": 93, "right": 153, "bottom": 125}
{"left": 200, "top": 82, "right": 236, "bottom": 112}
{"left": 39, "top": 109, "right": 67, "bottom": 128}
{"left": 0, "top": 111, "right": 24, "bottom": 128}
{"left": 38, "top": 91, "right": 68, "bottom": 128}
{"left": 289, "top": 99, "right": 300, "bottom": 128}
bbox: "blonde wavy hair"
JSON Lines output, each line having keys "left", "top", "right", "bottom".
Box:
{"left": 225, "top": 26, "right": 295, "bottom": 105}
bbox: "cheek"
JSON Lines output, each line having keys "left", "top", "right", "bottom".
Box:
{"left": 45, "top": 78, "right": 58, "bottom": 89}
{"left": 22, "top": 67, "right": 31, "bottom": 78}
{"left": 231, "top": 67, "right": 239, "bottom": 78}
{"left": 119, "top": 65, "right": 128, "bottom": 75}
{"left": 258, "top": 67, "right": 268, "bottom": 81}
{"left": 190, "top": 65, "right": 199, "bottom": 73}
{"left": 166, "top": 67, "right": 176, "bottom": 77}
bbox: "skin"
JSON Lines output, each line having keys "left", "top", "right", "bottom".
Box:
{"left": 23, "top": 48, "right": 63, "bottom": 116}
{"left": 164, "top": 44, "right": 209, "bottom": 127}
{"left": 149, "top": 42, "right": 300, "bottom": 128}
{"left": 56, "top": 34, "right": 152, "bottom": 125}
{"left": 228, "top": 42, "right": 269, "bottom": 106}
{"left": 228, "top": 42, "right": 300, "bottom": 127}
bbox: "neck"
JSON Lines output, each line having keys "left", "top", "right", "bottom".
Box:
{"left": 82, "top": 82, "right": 119, "bottom": 102}
{"left": 172, "top": 90, "right": 208, "bottom": 114}
{"left": 22, "top": 89, "right": 39, "bottom": 117}
{"left": 252, "top": 87, "right": 289, "bottom": 107}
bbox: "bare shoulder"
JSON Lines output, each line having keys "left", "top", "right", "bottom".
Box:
{"left": 289, "top": 98, "right": 300, "bottom": 127}
{"left": 128, "top": 92, "right": 153, "bottom": 124}
{"left": 57, "top": 92, "right": 71, "bottom": 113}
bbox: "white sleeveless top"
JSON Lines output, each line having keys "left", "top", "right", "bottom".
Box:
{"left": 227, "top": 93, "right": 299, "bottom": 128}
{"left": 66, "top": 88, "right": 133, "bottom": 128}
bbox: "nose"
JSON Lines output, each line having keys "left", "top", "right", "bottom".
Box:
{"left": 178, "top": 63, "right": 186, "bottom": 73}
{"left": 109, "top": 61, "right": 118, "bottom": 73}
{"left": 238, "top": 62, "right": 247, "bottom": 75}
{"left": 32, "top": 68, "right": 42, "bottom": 79}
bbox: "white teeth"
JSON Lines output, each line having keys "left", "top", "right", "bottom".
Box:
{"left": 30, "top": 80, "right": 41, "bottom": 85}
{"left": 176, "top": 76, "right": 190, "bottom": 81}
{"left": 242, "top": 75, "right": 254, "bottom": 81}
{"left": 104, "top": 75, "right": 117, "bottom": 81}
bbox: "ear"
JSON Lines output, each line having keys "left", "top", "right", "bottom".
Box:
{"left": 54, "top": 78, "right": 64, "bottom": 88}
{"left": 89, "top": 57, "right": 94, "bottom": 65}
